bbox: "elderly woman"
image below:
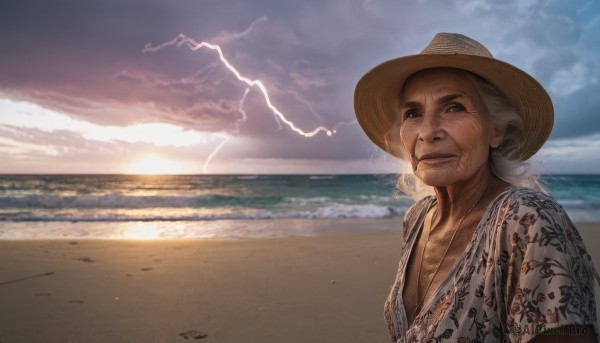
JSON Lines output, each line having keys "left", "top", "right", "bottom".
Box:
{"left": 354, "top": 33, "right": 598, "bottom": 342}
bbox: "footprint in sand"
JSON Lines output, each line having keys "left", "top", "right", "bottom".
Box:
{"left": 77, "top": 257, "right": 96, "bottom": 263}
{"left": 178, "top": 330, "right": 208, "bottom": 340}
{"left": 140, "top": 267, "right": 153, "bottom": 271}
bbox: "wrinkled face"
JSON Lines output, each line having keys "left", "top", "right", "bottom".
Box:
{"left": 399, "top": 68, "right": 504, "bottom": 187}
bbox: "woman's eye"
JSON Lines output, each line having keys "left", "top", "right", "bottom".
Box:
{"left": 404, "top": 110, "right": 420, "bottom": 119}
{"left": 447, "top": 105, "right": 465, "bottom": 113}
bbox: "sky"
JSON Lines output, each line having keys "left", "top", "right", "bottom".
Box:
{"left": 0, "top": 0, "right": 599, "bottom": 174}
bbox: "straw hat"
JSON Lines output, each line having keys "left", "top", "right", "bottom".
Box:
{"left": 354, "top": 32, "right": 553, "bottom": 161}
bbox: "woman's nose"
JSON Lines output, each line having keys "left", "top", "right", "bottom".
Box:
{"left": 418, "top": 113, "right": 445, "bottom": 142}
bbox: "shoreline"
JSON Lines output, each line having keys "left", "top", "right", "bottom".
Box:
{"left": 0, "top": 218, "right": 404, "bottom": 240}
{"left": 0, "top": 218, "right": 598, "bottom": 241}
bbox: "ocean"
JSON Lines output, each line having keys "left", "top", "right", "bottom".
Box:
{"left": 0, "top": 174, "right": 598, "bottom": 239}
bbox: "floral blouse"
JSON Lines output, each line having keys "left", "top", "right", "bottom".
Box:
{"left": 384, "top": 186, "right": 598, "bottom": 342}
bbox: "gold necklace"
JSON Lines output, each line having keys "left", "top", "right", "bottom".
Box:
{"left": 412, "top": 179, "right": 490, "bottom": 322}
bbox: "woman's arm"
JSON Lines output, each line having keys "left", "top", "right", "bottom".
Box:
{"left": 498, "top": 189, "right": 598, "bottom": 342}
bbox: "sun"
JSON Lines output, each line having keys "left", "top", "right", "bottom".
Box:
{"left": 124, "top": 154, "right": 185, "bottom": 175}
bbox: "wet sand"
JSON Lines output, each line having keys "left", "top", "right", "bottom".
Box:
{"left": 0, "top": 220, "right": 598, "bottom": 343}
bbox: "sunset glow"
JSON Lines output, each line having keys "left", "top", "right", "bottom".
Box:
{"left": 124, "top": 154, "right": 185, "bottom": 175}
{"left": 0, "top": 98, "right": 209, "bottom": 147}
{"left": 122, "top": 222, "right": 162, "bottom": 240}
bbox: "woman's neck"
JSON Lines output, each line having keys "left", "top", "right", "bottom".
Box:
{"left": 432, "top": 167, "right": 493, "bottom": 225}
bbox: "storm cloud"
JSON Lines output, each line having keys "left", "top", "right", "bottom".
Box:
{"left": 0, "top": 0, "right": 598, "bottom": 173}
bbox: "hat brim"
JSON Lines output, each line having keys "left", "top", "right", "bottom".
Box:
{"left": 354, "top": 54, "right": 553, "bottom": 161}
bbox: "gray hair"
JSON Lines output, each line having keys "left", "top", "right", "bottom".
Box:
{"left": 392, "top": 69, "right": 545, "bottom": 198}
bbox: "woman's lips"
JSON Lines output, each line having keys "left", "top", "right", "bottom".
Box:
{"left": 418, "top": 153, "right": 456, "bottom": 164}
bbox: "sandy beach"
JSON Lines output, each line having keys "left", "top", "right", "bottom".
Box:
{"left": 1, "top": 219, "right": 599, "bottom": 343}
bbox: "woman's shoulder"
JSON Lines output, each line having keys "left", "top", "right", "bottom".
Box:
{"left": 404, "top": 195, "right": 435, "bottom": 221}
{"left": 401, "top": 195, "right": 435, "bottom": 241}
{"left": 498, "top": 185, "right": 568, "bottom": 223}
{"left": 483, "top": 185, "right": 577, "bottom": 251}
{"left": 492, "top": 185, "right": 581, "bottom": 250}
{"left": 502, "top": 184, "right": 556, "bottom": 204}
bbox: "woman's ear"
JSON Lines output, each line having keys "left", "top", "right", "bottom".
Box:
{"left": 490, "top": 126, "right": 505, "bottom": 148}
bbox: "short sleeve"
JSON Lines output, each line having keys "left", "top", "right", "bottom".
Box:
{"left": 497, "top": 189, "right": 598, "bottom": 342}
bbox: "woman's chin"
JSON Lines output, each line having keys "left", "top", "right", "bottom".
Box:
{"left": 415, "top": 170, "right": 456, "bottom": 187}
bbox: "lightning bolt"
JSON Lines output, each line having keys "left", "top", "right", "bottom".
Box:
{"left": 143, "top": 34, "right": 335, "bottom": 138}
{"left": 213, "top": 16, "right": 268, "bottom": 45}
{"left": 202, "top": 87, "right": 250, "bottom": 174}
{"left": 142, "top": 18, "right": 354, "bottom": 173}
{"left": 332, "top": 120, "right": 359, "bottom": 135}
{"left": 280, "top": 89, "right": 323, "bottom": 121}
